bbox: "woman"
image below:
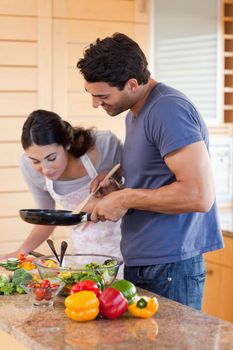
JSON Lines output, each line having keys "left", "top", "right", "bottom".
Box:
{"left": 0, "top": 109, "right": 122, "bottom": 260}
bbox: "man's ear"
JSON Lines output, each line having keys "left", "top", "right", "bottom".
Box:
{"left": 125, "top": 79, "right": 138, "bottom": 93}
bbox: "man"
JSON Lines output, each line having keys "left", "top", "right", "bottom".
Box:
{"left": 77, "top": 32, "right": 223, "bottom": 310}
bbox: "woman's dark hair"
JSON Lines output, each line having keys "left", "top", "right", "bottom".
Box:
{"left": 21, "top": 109, "right": 95, "bottom": 158}
{"left": 77, "top": 32, "right": 150, "bottom": 90}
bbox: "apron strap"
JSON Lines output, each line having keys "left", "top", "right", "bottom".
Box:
{"left": 80, "top": 153, "right": 98, "bottom": 179}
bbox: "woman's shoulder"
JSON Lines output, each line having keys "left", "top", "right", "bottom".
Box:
{"left": 92, "top": 130, "right": 123, "bottom": 171}
{"left": 94, "top": 130, "right": 121, "bottom": 147}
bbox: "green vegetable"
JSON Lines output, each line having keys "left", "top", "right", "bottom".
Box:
{"left": 0, "top": 259, "right": 20, "bottom": 271}
{"left": 15, "top": 286, "right": 25, "bottom": 294}
{"left": 0, "top": 273, "right": 10, "bottom": 283}
{"left": 12, "top": 268, "right": 32, "bottom": 287}
{"left": 0, "top": 273, "right": 14, "bottom": 295}
{"left": 111, "top": 279, "right": 137, "bottom": 304}
{"left": 0, "top": 269, "right": 32, "bottom": 295}
{"left": 0, "top": 282, "right": 15, "bottom": 295}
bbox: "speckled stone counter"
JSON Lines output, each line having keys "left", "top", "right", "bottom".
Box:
{"left": 1, "top": 290, "right": 233, "bottom": 350}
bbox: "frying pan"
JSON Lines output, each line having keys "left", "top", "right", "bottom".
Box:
{"left": 19, "top": 209, "right": 91, "bottom": 226}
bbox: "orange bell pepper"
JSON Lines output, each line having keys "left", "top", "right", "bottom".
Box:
{"left": 128, "top": 296, "right": 159, "bottom": 318}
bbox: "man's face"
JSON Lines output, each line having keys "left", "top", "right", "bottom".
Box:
{"left": 84, "top": 81, "right": 133, "bottom": 116}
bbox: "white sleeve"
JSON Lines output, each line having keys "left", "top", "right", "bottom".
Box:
{"left": 19, "top": 154, "right": 55, "bottom": 209}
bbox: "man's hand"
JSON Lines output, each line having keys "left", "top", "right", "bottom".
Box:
{"left": 90, "top": 173, "right": 122, "bottom": 198}
{"left": 90, "top": 190, "right": 128, "bottom": 222}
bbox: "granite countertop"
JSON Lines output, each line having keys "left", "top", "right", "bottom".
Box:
{"left": 1, "top": 290, "right": 233, "bottom": 350}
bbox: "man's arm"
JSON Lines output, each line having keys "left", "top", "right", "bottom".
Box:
{"left": 90, "top": 141, "right": 215, "bottom": 222}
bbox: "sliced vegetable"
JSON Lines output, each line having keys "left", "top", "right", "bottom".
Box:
{"left": 0, "top": 259, "right": 19, "bottom": 271}
{"left": 18, "top": 253, "right": 26, "bottom": 262}
{"left": 0, "top": 253, "right": 36, "bottom": 271}
{"left": 111, "top": 279, "right": 137, "bottom": 304}
{"left": 65, "top": 290, "right": 99, "bottom": 322}
{"left": 99, "top": 287, "right": 128, "bottom": 319}
{"left": 128, "top": 296, "right": 159, "bottom": 318}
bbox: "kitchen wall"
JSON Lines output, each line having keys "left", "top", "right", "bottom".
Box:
{"left": 0, "top": 0, "right": 151, "bottom": 254}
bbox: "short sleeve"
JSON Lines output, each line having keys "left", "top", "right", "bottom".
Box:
{"left": 145, "top": 96, "right": 203, "bottom": 158}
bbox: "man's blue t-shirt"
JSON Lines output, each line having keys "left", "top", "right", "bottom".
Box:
{"left": 121, "top": 83, "right": 223, "bottom": 266}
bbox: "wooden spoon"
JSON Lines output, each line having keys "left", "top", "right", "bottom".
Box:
{"left": 73, "top": 163, "right": 121, "bottom": 214}
{"left": 46, "top": 239, "right": 60, "bottom": 264}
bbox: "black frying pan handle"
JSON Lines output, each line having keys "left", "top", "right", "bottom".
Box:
{"left": 80, "top": 212, "right": 92, "bottom": 222}
{"left": 80, "top": 209, "right": 133, "bottom": 222}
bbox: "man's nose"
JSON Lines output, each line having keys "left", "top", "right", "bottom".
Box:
{"left": 92, "top": 96, "right": 102, "bottom": 108}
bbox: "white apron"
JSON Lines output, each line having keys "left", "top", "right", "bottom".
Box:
{"left": 45, "top": 153, "right": 122, "bottom": 258}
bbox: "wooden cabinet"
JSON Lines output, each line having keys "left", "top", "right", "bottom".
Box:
{"left": 203, "top": 233, "right": 233, "bottom": 323}
{"left": 221, "top": 0, "right": 233, "bottom": 122}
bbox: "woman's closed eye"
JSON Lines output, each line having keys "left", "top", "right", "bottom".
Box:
{"left": 47, "top": 155, "right": 56, "bottom": 162}
{"left": 29, "top": 154, "right": 57, "bottom": 165}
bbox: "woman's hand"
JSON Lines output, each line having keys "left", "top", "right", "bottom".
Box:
{"left": 0, "top": 250, "right": 21, "bottom": 261}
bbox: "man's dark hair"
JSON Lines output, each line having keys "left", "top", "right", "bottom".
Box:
{"left": 77, "top": 33, "right": 150, "bottom": 90}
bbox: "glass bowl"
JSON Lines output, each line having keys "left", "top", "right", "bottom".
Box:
{"left": 20, "top": 277, "right": 65, "bottom": 307}
{"left": 34, "top": 254, "right": 123, "bottom": 295}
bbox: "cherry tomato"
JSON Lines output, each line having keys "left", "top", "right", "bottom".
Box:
{"left": 41, "top": 279, "right": 51, "bottom": 288}
{"left": 18, "top": 253, "right": 26, "bottom": 261}
{"left": 34, "top": 288, "right": 45, "bottom": 301}
{"left": 27, "top": 282, "right": 35, "bottom": 288}
{"left": 50, "top": 283, "right": 58, "bottom": 290}
{"left": 44, "top": 290, "right": 52, "bottom": 300}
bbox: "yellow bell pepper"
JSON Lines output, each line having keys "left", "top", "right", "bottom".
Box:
{"left": 65, "top": 290, "right": 99, "bottom": 322}
{"left": 128, "top": 296, "right": 159, "bottom": 318}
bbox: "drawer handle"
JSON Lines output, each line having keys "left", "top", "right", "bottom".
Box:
{"left": 206, "top": 270, "right": 214, "bottom": 276}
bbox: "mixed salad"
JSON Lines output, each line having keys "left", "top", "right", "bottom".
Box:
{"left": 39, "top": 258, "right": 119, "bottom": 294}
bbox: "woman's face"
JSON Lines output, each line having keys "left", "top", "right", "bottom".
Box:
{"left": 25, "top": 143, "right": 69, "bottom": 180}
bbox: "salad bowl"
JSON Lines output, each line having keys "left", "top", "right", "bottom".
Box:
{"left": 34, "top": 253, "right": 123, "bottom": 295}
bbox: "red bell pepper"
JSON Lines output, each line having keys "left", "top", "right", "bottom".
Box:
{"left": 99, "top": 287, "right": 128, "bottom": 319}
{"left": 70, "top": 280, "right": 101, "bottom": 298}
